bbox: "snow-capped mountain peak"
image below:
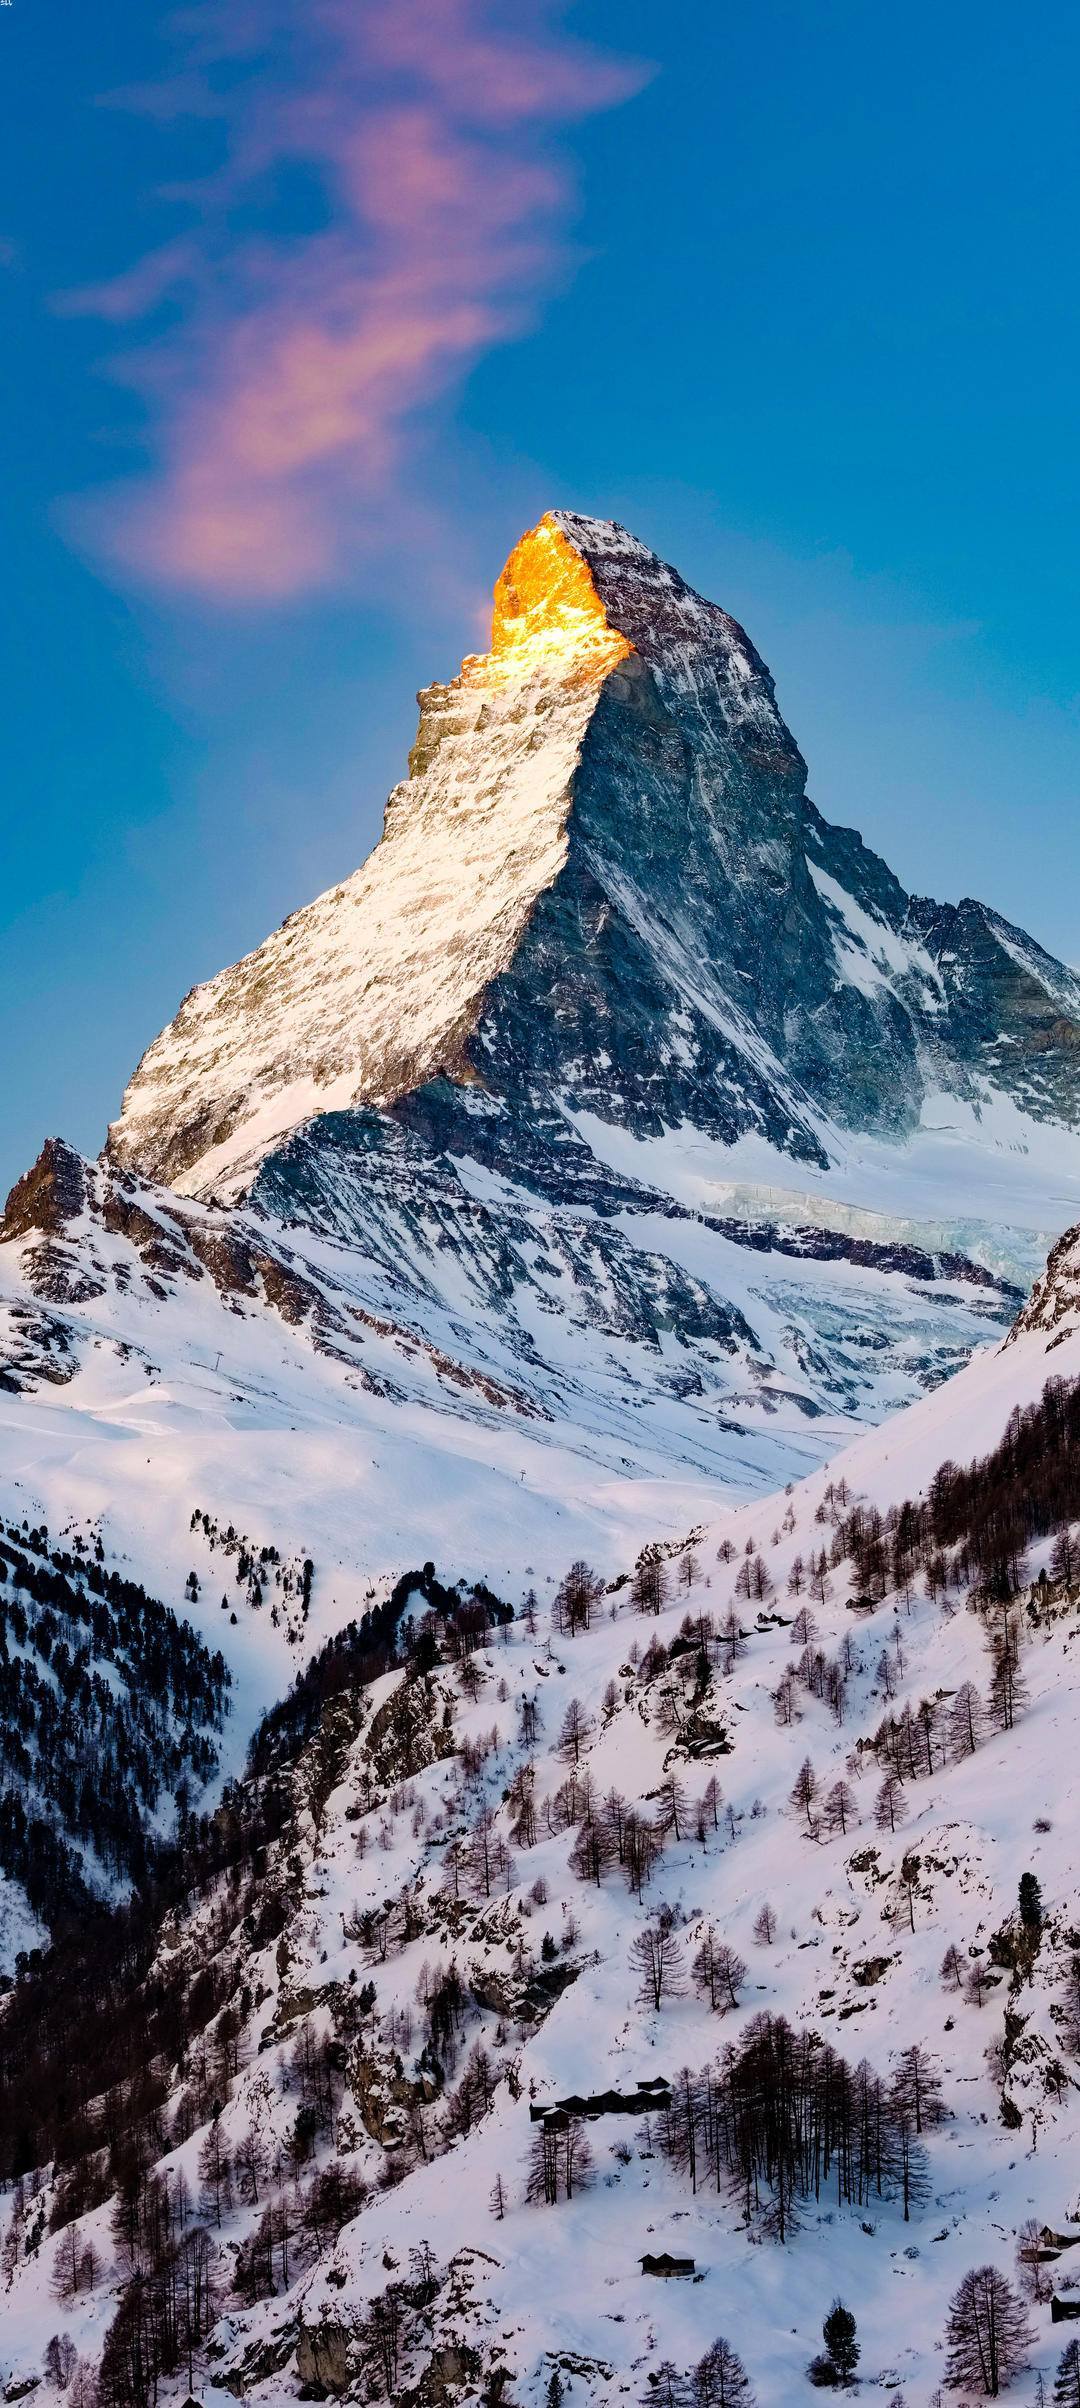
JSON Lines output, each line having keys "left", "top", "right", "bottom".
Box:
{"left": 107, "top": 513, "right": 1080, "bottom": 1237}
{"left": 106, "top": 512, "right": 804, "bottom": 1204}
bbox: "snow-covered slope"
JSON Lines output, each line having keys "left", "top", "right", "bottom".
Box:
{"left": 5, "top": 512, "right": 1080, "bottom": 2403}
{"left": 4, "top": 1236, "right": 1080, "bottom": 2405}
{"left": 0, "top": 1137, "right": 1018, "bottom": 1755}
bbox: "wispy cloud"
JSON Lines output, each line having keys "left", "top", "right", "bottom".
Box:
{"left": 66, "top": 0, "right": 647, "bottom": 603}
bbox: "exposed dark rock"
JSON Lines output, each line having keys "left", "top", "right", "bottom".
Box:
{"left": 1, "top": 1137, "right": 86, "bottom": 1242}
{"left": 296, "top": 2322, "right": 349, "bottom": 2397}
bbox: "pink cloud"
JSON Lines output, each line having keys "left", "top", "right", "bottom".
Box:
{"left": 55, "top": 238, "right": 197, "bottom": 326}
{"left": 68, "top": 0, "right": 649, "bottom": 603}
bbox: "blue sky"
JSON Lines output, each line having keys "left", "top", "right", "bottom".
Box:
{"left": 2, "top": 0, "right": 1078, "bottom": 1197}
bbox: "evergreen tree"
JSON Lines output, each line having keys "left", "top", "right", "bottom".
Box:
{"left": 948, "top": 1680, "right": 985, "bottom": 1761}
{"left": 197, "top": 2116, "right": 232, "bottom": 2229}
{"left": 557, "top": 1697, "right": 594, "bottom": 1766}
{"left": 823, "top": 1778, "right": 858, "bottom": 1837}
{"left": 630, "top": 1917, "right": 687, "bottom": 2012}
{"left": 891, "top": 2042, "right": 945, "bottom": 2133}
{"left": 940, "top": 1942, "right": 966, "bottom": 1991}
{"left": 1051, "top": 1529, "right": 1078, "bottom": 1587}
{"left": 553, "top": 1561, "right": 603, "bottom": 1637}
{"left": 874, "top": 1770, "right": 907, "bottom": 1832}
{"left": 692, "top": 1928, "right": 746, "bottom": 2013}
{"left": 944, "top": 2265, "right": 1032, "bottom": 2396}
{"left": 822, "top": 2301, "right": 859, "bottom": 2384}
{"left": 1054, "top": 2339, "right": 1080, "bottom": 2408}
{"left": 1019, "top": 1871, "right": 1044, "bottom": 1934}
{"left": 691, "top": 2337, "right": 755, "bottom": 2408}
{"left": 790, "top": 1757, "right": 819, "bottom": 1834}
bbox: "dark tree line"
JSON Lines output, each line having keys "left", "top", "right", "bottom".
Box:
{"left": 653, "top": 2018, "right": 944, "bottom": 2236}
{"left": 1, "top": 1520, "right": 230, "bottom": 1719}
{"left": 97, "top": 2230, "right": 218, "bottom": 2408}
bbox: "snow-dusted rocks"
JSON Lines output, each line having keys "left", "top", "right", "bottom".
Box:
{"left": 1010, "top": 1219, "right": 1080, "bottom": 1347}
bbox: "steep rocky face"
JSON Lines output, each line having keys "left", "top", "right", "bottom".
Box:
{"left": 108, "top": 518, "right": 630, "bottom": 1198}
{"left": 1008, "top": 1219, "right": 1080, "bottom": 1347}
{"left": 0, "top": 1137, "right": 546, "bottom": 1413}
{"left": 905, "top": 894, "right": 1080, "bottom": 1122}
{"left": 1, "top": 1136, "right": 87, "bottom": 1242}
{"left": 109, "top": 511, "right": 1080, "bottom": 1214}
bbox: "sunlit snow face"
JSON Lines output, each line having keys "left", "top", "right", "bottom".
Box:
{"left": 474, "top": 515, "right": 632, "bottom": 689}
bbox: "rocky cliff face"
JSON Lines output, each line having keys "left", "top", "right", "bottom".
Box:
{"left": 109, "top": 511, "right": 1080, "bottom": 1212}
{"left": 1009, "top": 1217, "right": 1080, "bottom": 1347}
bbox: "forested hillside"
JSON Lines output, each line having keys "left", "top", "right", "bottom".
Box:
{"left": 0, "top": 1516, "right": 230, "bottom": 1941}
{"left": 4, "top": 1318, "right": 1080, "bottom": 2403}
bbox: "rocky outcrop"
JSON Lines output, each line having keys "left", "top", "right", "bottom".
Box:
{"left": 1008, "top": 1221, "right": 1080, "bottom": 1347}
{"left": 0, "top": 1137, "right": 87, "bottom": 1242}
{"left": 0, "top": 1144, "right": 541, "bottom": 1414}
{"left": 295, "top": 2321, "right": 349, "bottom": 2397}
